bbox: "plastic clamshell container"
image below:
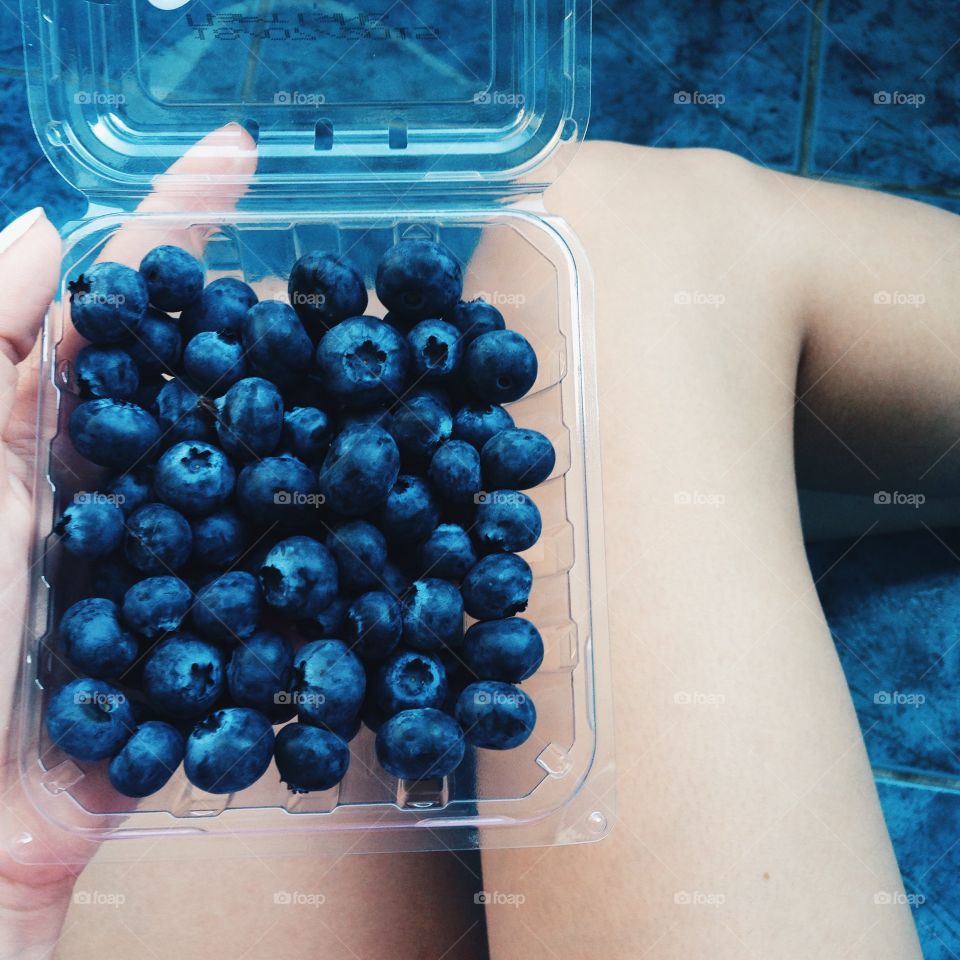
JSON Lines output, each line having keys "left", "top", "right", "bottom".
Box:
{"left": 14, "top": 0, "right": 614, "bottom": 861}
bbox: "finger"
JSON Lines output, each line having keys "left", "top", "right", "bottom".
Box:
{"left": 98, "top": 122, "right": 258, "bottom": 266}
{"left": 0, "top": 208, "right": 60, "bottom": 368}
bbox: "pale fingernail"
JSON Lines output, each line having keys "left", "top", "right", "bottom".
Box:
{"left": 0, "top": 207, "right": 46, "bottom": 256}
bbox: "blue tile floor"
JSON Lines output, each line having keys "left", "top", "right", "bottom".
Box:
{"left": 2, "top": 1, "right": 959, "bottom": 953}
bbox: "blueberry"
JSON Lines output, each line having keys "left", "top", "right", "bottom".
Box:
{"left": 481, "top": 428, "right": 556, "bottom": 489}
{"left": 68, "top": 262, "right": 148, "bottom": 344}
{"left": 127, "top": 308, "right": 182, "bottom": 375}
{"left": 462, "top": 617, "right": 543, "bottom": 682}
{"left": 325, "top": 520, "right": 387, "bottom": 593}
{"left": 131, "top": 373, "right": 166, "bottom": 410}
{"left": 184, "top": 707, "right": 275, "bottom": 794}
{"left": 154, "top": 379, "right": 215, "bottom": 446}
{"left": 191, "top": 509, "right": 247, "bottom": 567}
{"left": 375, "top": 475, "right": 439, "bottom": 544}
{"left": 294, "top": 639, "right": 366, "bottom": 733}
{"left": 282, "top": 406, "right": 333, "bottom": 464}
{"left": 45, "top": 677, "right": 134, "bottom": 761}
{"left": 68, "top": 399, "right": 161, "bottom": 468}
{"left": 242, "top": 300, "right": 313, "bottom": 389}
{"left": 418, "top": 524, "right": 477, "bottom": 581}
{"left": 474, "top": 490, "right": 542, "bottom": 553}
{"left": 104, "top": 467, "right": 153, "bottom": 516}
{"left": 338, "top": 406, "right": 393, "bottom": 432}
{"left": 375, "top": 707, "right": 465, "bottom": 780}
{"left": 142, "top": 632, "right": 223, "bottom": 719}
{"left": 317, "top": 425, "right": 400, "bottom": 517}
{"left": 429, "top": 440, "right": 481, "bottom": 504}
{"left": 258, "top": 536, "right": 338, "bottom": 619}
{"left": 139, "top": 245, "right": 204, "bottom": 312}
{"left": 214, "top": 376, "right": 284, "bottom": 461}
{"left": 447, "top": 298, "right": 505, "bottom": 344}
{"left": 315, "top": 316, "right": 409, "bottom": 408}
{"left": 74, "top": 345, "right": 139, "bottom": 400}
{"left": 181, "top": 277, "right": 258, "bottom": 338}
{"left": 406, "top": 319, "right": 463, "bottom": 382}
{"left": 388, "top": 391, "right": 452, "bottom": 467}
{"left": 122, "top": 575, "right": 192, "bottom": 639}
{"left": 192, "top": 571, "right": 261, "bottom": 643}
{"left": 461, "top": 553, "right": 532, "bottom": 620}
{"left": 451, "top": 403, "right": 514, "bottom": 449}
{"left": 60, "top": 597, "right": 138, "bottom": 679}
{"left": 288, "top": 250, "right": 368, "bottom": 332}
{"left": 345, "top": 591, "right": 402, "bottom": 661}
{"left": 125, "top": 503, "right": 193, "bottom": 574}
{"left": 226, "top": 630, "right": 295, "bottom": 721}
{"left": 183, "top": 331, "right": 247, "bottom": 395}
{"left": 463, "top": 330, "right": 538, "bottom": 403}
{"left": 455, "top": 681, "right": 536, "bottom": 749}
{"left": 376, "top": 560, "right": 412, "bottom": 600}
{"left": 91, "top": 556, "right": 139, "bottom": 604}
{"left": 236, "top": 454, "right": 320, "bottom": 527}
{"left": 154, "top": 441, "right": 235, "bottom": 517}
{"left": 377, "top": 650, "right": 447, "bottom": 714}
{"left": 298, "top": 594, "right": 349, "bottom": 639}
{"left": 375, "top": 239, "right": 463, "bottom": 323}
{"left": 401, "top": 578, "right": 464, "bottom": 651}
{"left": 108, "top": 721, "right": 185, "bottom": 797}
{"left": 274, "top": 723, "right": 350, "bottom": 793}
{"left": 55, "top": 497, "right": 125, "bottom": 558}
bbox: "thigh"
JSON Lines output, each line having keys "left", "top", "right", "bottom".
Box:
{"left": 58, "top": 849, "right": 487, "bottom": 960}
{"left": 478, "top": 143, "right": 921, "bottom": 959}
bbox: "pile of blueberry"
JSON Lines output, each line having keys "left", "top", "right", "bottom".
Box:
{"left": 44, "top": 237, "right": 555, "bottom": 799}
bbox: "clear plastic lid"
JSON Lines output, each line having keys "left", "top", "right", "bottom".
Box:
{"left": 21, "top": 0, "right": 591, "bottom": 200}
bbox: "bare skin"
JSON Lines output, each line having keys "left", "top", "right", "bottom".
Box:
{"left": 0, "top": 138, "right": 947, "bottom": 957}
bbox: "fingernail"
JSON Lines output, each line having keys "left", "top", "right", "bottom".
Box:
{"left": 0, "top": 207, "right": 45, "bottom": 255}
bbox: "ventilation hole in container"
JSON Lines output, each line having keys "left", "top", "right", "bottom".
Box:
{"left": 587, "top": 810, "right": 608, "bottom": 834}
{"left": 561, "top": 118, "right": 577, "bottom": 141}
{"left": 314, "top": 119, "right": 333, "bottom": 151}
{"left": 241, "top": 119, "right": 260, "bottom": 144}
{"left": 388, "top": 118, "right": 408, "bottom": 150}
